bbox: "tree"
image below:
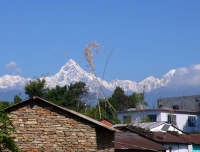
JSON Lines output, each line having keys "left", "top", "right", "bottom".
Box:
{"left": 0, "top": 112, "right": 19, "bottom": 151}
{"left": 14, "top": 94, "right": 22, "bottom": 104}
{"left": 25, "top": 77, "right": 47, "bottom": 98}
{"left": 45, "top": 82, "right": 90, "bottom": 112}
{"left": 109, "top": 86, "right": 129, "bottom": 111}
{"left": 128, "top": 92, "right": 148, "bottom": 109}
{"left": 0, "top": 101, "right": 11, "bottom": 110}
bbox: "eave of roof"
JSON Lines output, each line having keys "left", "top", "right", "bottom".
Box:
{"left": 3, "top": 96, "right": 118, "bottom": 132}
{"left": 116, "top": 108, "right": 200, "bottom": 114}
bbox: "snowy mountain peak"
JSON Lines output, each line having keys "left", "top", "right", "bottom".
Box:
{"left": 64, "top": 59, "right": 77, "bottom": 67}
{"left": 0, "top": 59, "right": 179, "bottom": 94}
{"left": 164, "top": 69, "right": 176, "bottom": 78}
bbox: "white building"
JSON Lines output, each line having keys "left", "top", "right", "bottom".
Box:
{"left": 116, "top": 108, "right": 200, "bottom": 133}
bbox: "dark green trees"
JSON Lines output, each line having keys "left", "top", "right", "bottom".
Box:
{"left": 24, "top": 78, "right": 89, "bottom": 112}
{"left": 25, "top": 77, "right": 46, "bottom": 98}
{"left": 108, "top": 86, "right": 148, "bottom": 111}
{"left": 14, "top": 94, "right": 22, "bottom": 104}
{"left": 0, "top": 112, "right": 20, "bottom": 151}
{"left": 45, "top": 82, "right": 89, "bottom": 111}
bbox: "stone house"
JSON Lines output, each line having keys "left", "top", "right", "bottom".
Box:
{"left": 4, "top": 96, "right": 116, "bottom": 152}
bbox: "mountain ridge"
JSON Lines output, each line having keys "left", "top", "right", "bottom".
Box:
{"left": 0, "top": 59, "right": 175, "bottom": 94}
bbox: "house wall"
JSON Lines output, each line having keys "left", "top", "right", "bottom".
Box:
{"left": 164, "top": 143, "right": 189, "bottom": 152}
{"left": 8, "top": 100, "right": 114, "bottom": 152}
{"left": 192, "top": 144, "right": 200, "bottom": 152}
{"left": 117, "top": 110, "right": 200, "bottom": 132}
{"left": 160, "top": 112, "right": 198, "bottom": 132}
{"left": 117, "top": 110, "right": 161, "bottom": 123}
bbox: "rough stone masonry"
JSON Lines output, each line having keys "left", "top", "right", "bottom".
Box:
{"left": 7, "top": 99, "right": 114, "bottom": 152}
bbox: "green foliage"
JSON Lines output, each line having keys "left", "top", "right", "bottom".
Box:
{"left": 0, "top": 101, "right": 11, "bottom": 110}
{"left": 128, "top": 92, "right": 148, "bottom": 109}
{"left": 108, "top": 86, "right": 148, "bottom": 111}
{"left": 0, "top": 112, "right": 20, "bottom": 152}
{"left": 45, "top": 82, "right": 89, "bottom": 112}
{"left": 123, "top": 115, "right": 132, "bottom": 124}
{"left": 25, "top": 77, "right": 47, "bottom": 98}
{"left": 141, "top": 116, "right": 151, "bottom": 123}
{"left": 14, "top": 93, "right": 22, "bottom": 104}
{"left": 113, "top": 115, "right": 121, "bottom": 124}
{"left": 85, "top": 99, "right": 121, "bottom": 124}
{"left": 110, "top": 87, "right": 129, "bottom": 111}
{"left": 24, "top": 77, "right": 90, "bottom": 112}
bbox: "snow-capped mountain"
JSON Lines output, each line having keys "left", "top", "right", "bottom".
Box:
{"left": 0, "top": 59, "right": 175, "bottom": 94}
{"left": 0, "top": 75, "right": 30, "bottom": 90}
{"left": 2, "top": 59, "right": 200, "bottom": 103}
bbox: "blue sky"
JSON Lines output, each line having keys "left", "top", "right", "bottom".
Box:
{"left": 0, "top": 1, "right": 200, "bottom": 82}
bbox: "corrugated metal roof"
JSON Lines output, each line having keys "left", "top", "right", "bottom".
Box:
{"left": 4, "top": 96, "right": 118, "bottom": 132}
{"left": 132, "top": 121, "right": 166, "bottom": 129}
{"left": 113, "top": 124, "right": 190, "bottom": 145}
{"left": 115, "top": 132, "right": 168, "bottom": 151}
{"left": 178, "top": 134, "right": 200, "bottom": 145}
{"left": 153, "top": 132, "right": 190, "bottom": 144}
{"left": 188, "top": 134, "right": 200, "bottom": 144}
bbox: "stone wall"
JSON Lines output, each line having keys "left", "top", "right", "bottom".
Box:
{"left": 8, "top": 100, "right": 114, "bottom": 152}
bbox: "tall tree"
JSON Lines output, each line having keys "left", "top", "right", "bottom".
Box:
{"left": 128, "top": 92, "right": 148, "bottom": 109}
{"left": 25, "top": 77, "right": 47, "bottom": 98}
{"left": 14, "top": 93, "right": 22, "bottom": 104}
{"left": 110, "top": 86, "right": 129, "bottom": 111}
{"left": 45, "top": 82, "right": 90, "bottom": 112}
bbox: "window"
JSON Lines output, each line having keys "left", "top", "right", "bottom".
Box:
{"left": 195, "top": 97, "right": 200, "bottom": 102}
{"left": 188, "top": 116, "right": 196, "bottom": 127}
{"left": 147, "top": 114, "right": 157, "bottom": 122}
{"left": 123, "top": 116, "right": 131, "bottom": 124}
{"left": 158, "top": 100, "right": 162, "bottom": 108}
{"left": 168, "top": 115, "right": 176, "bottom": 126}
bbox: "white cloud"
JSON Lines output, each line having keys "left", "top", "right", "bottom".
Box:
{"left": 169, "top": 64, "right": 200, "bottom": 87}
{"left": 191, "top": 64, "right": 200, "bottom": 70}
{"left": 175, "top": 67, "right": 189, "bottom": 76}
{"left": 6, "top": 61, "right": 17, "bottom": 68}
{"left": 5, "top": 61, "right": 22, "bottom": 74}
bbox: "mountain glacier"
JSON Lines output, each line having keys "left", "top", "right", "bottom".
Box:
{"left": 0, "top": 59, "right": 175, "bottom": 94}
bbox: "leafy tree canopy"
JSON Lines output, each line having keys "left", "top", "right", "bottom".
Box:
{"left": 45, "top": 82, "right": 89, "bottom": 112}
{"left": 14, "top": 94, "right": 22, "bottom": 104}
{"left": 107, "top": 86, "right": 148, "bottom": 111}
{"left": 0, "top": 112, "right": 19, "bottom": 151}
{"left": 24, "top": 78, "right": 90, "bottom": 112}
{"left": 0, "top": 101, "right": 11, "bottom": 110}
{"left": 24, "top": 77, "right": 47, "bottom": 98}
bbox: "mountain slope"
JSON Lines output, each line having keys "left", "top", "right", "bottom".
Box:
{"left": 0, "top": 59, "right": 175, "bottom": 94}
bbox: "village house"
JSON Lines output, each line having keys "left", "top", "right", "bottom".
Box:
{"left": 116, "top": 95, "right": 200, "bottom": 133}
{"left": 116, "top": 108, "right": 200, "bottom": 133}
{"left": 113, "top": 121, "right": 200, "bottom": 152}
{"left": 114, "top": 132, "right": 168, "bottom": 152}
{"left": 3, "top": 96, "right": 116, "bottom": 152}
